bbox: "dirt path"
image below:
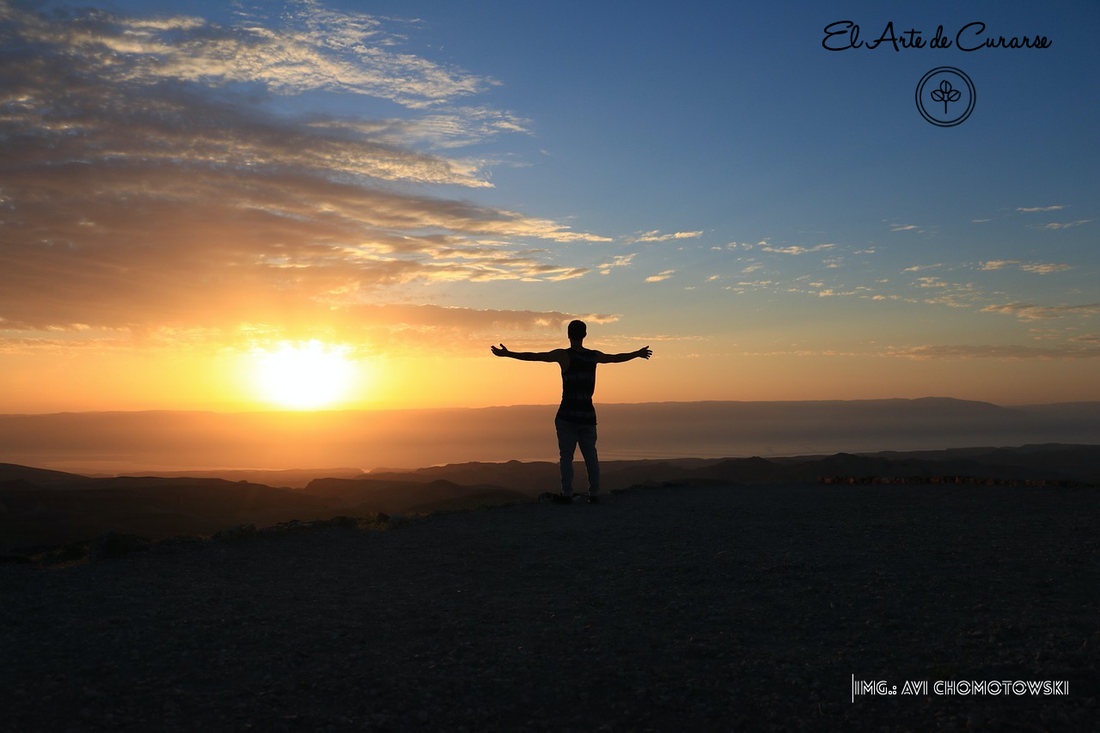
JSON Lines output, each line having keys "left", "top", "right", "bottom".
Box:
{"left": 3, "top": 483, "right": 1098, "bottom": 730}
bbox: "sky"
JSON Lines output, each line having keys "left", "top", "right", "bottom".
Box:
{"left": 1, "top": 0, "right": 1098, "bottom": 413}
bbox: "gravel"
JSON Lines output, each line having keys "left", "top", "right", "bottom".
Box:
{"left": 2, "top": 482, "right": 1098, "bottom": 731}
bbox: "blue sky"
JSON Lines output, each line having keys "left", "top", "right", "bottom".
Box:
{"left": 1, "top": 0, "right": 1098, "bottom": 410}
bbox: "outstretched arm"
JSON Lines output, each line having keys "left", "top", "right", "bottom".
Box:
{"left": 596, "top": 346, "right": 652, "bottom": 364}
{"left": 491, "top": 344, "right": 568, "bottom": 364}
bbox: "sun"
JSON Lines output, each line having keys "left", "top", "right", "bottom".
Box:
{"left": 252, "top": 340, "right": 357, "bottom": 410}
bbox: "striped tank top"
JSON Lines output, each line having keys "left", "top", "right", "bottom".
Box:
{"left": 556, "top": 348, "right": 598, "bottom": 425}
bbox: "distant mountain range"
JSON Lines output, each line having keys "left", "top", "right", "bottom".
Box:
{"left": 1, "top": 398, "right": 1098, "bottom": 473}
{"left": 2, "top": 442, "right": 1097, "bottom": 554}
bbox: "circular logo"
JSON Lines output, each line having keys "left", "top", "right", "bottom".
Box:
{"left": 916, "top": 67, "right": 975, "bottom": 127}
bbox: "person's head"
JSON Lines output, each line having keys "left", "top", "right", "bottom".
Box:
{"left": 567, "top": 319, "right": 587, "bottom": 342}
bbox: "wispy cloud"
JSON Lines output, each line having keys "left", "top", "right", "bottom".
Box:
{"left": 759, "top": 243, "right": 835, "bottom": 255}
{"left": 0, "top": 304, "right": 621, "bottom": 356}
{"left": 627, "top": 230, "right": 704, "bottom": 243}
{"left": 8, "top": 1, "right": 492, "bottom": 107}
{"left": 980, "top": 260, "right": 1018, "bottom": 271}
{"left": 1035, "top": 220, "right": 1091, "bottom": 230}
{"left": 1012, "top": 205, "right": 1089, "bottom": 230}
{"left": 645, "top": 270, "right": 676, "bottom": 283}
{"left": 723, "top": 240, "right": 769, "bottom": 251}
{"left": 312, "top": 108, "right": 531, "bottom": 150}
{"left": 889, "top": 344, "right": 1100, "bottom": 360}
{"left": 981, "top": 260, "right": 1074, "bottom": 274}
{"left": 981, "top": 302, "right": 1100, "bottom": 322}
{"left": 0, "top": 1, "right": 609, "bottom": 343}
{"left": 597, "top": 253, "right": 636, "bottom": 275}
{"left": 923, "top": 294, "right": 980, "bottom": 309}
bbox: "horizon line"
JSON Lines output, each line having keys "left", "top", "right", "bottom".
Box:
{"left": 3, "top": 395, "right": 1100, "bottom": 418}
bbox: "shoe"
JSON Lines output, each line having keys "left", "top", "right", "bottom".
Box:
{"left": 552, "top": 493, "right": 573, "bottom": 505}
{"left": 587, "top": 495, "right": 600, "bottom": 504}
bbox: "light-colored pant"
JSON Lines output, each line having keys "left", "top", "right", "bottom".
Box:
{"left": 555, "top": 416, "right": 599, "bottom": 497}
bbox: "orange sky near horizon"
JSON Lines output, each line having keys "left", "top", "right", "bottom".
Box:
{"left": 2, "top": 3, "right": 1099, "bottom": 415}
{"left": 3, "top": 335, "right": 1098, "bottom": 415}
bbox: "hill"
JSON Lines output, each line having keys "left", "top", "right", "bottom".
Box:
{"left": 2, "top": 443, "right": 1097, "bottom": 553}
{"left": 0, "top": 463, "right": 92, "bottom": 488}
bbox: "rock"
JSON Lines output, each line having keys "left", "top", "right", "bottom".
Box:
{"left": 213, "top": 524, "right": 258, "bottom": 542}
{"left": 33, "top": 541, "right": 90, "bottom": 566}
{"left": 326, "top": 516, "right": 359, "bottom": 529}
{"left": 150, "top": 536, "right": 207, "bottom": 554}
{"left": 90, "top": 531, "right": 150, "bottom": 561}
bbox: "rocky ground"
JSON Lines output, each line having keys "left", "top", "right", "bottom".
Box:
{"left": 2, "top": 482, "right": 1098, "bottom": 731}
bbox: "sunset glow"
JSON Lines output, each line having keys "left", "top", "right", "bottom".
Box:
{"left": 3, "top": 6, "right": 1099, "bottom": 725}
{"left": 0, "top": 1, "right": 1098, "bottom": 414}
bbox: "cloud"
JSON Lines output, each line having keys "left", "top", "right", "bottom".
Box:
{"left": 346, "top": 304, "right": 617, "bottom": 334}
{"left": 0, "top": 304, "right": 622, "bottom": 356}
{"left": 0, "top": 2, "right": 610, "bottom": 343}
{"left": 759, "top": 243, "right": 835, "bottom": 255}
{"left": 1016, "top": 205, "right": 1066, "bottom": 213}
{"left": 890, "top": 224, "right": 919, "bottom": 232}
{"left": 597, "top": 253, "right": 636, "bottom": 275}
{"left": 7, "top": 0, "right": 491, "bottom": 107}
{"left": 739, "top": 348, "right": 861, "bottom": 358}
{"left": 627, "top": 230, "right": 704, "bottom": 243}
{"left": 0, "top": 3, "right": 505, "bottom": 187}
{"left": 0, "top": 162, "right": 605, "bottom": 328}
{"left": 1020, "top": 263, "right": 1073, "bottom": 274}
{"left": 313, "top": 108, "right": 532, "bottom": 150}
{"left": 981, "top": 303, "right": 1100, "bottom": 322}
{"left": 980, "top": 260, "right": 1019, "bottom": 271}
{"left": 724, "top": 240, "right": 769, "bottom": 251}
{"left": 980, "top": 260, "right": 1072, "bottom": 274}
{"left": 923, "top": 295, "right": 979, "bottom": 309}
{"left": 645, "top": 270, "right": 676, "bottom": 283}
{"left": 903, "top": 263, "right": 944, "bottom": 272}
{"left": 889, "top": 344, "right": 1100, "bottom": 360}
{"left": 1036, "top": 220, "right": 1091, "bottom": 230}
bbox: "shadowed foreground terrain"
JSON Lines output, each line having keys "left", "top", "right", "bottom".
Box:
{"left": 2, "top": 483, "right": 1098, "bottom": 731}
{"left": 4, "top": 443, "right": 1098, "bottom": 554}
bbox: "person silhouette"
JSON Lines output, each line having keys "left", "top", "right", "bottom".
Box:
{"left": 491, "top": 320, "right": 652, "bottom": 504}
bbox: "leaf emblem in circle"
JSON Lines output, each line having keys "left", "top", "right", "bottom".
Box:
{"left": 929, "top": 79, "right": 962, "bottom": 115}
